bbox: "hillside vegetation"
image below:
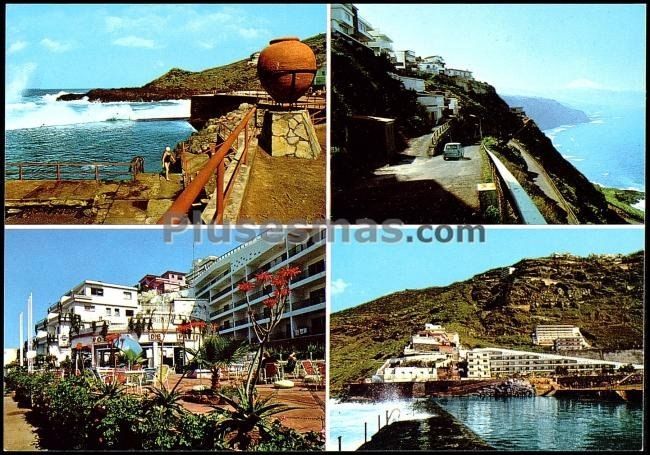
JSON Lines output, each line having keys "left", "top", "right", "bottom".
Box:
{"left": 330, "top": 251, "right": 643, "bottom": 394}
{"left": 58, "top": 34, "right": 325, "bottom": 102}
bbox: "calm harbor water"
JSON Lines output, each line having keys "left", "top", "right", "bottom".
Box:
{"left": 5, "top": 89, "right": 195, "bottom": 179}
{"left": 437, "top": 397, "right": 643, "bottom": 451}
{"left": 328, "top": 397, "right": 643, "bottom": 451}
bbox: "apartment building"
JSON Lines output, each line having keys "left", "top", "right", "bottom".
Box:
{"left": 35, "top": 280, "right": 139, "bottom": 363}
{"left": 138, "top": 271, "right": 187, "bottom": 294}
{"left": 331, "top": 3, "right": 373, "bottom": 42}
{"left": 466, "top": 348, "right": 641, "bottom": 379}
{"left": 394, "top": 50, "right": 417, "bottom": 72}
{"left": 367, "top": 29, "right": 395, "bottom": 59}
{"left": 533, "top": 325, "right": 589, "bottom": 348}
{"left": 34, "top": 280, "right": 206, "bottom": 369}
{"left": 404, "top": 323, "right": 460, "bottom": 356}
{"left": 444, "top": 68, "right": 474, "bottom": 79}
{"left": 189, "top": 228, "right": 326, "bottom": 347}
{"left": 417, "top": 55, "right": 446, "bottom": 74}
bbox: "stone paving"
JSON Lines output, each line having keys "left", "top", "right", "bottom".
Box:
{"left": 3, "top": 395, "right": 39, "bottom": 451}
{"left": 5, "top": 173, "right": 183, "bottom": 224}
{"left": 153, "top": 373, "right": 325, "bottom": 433}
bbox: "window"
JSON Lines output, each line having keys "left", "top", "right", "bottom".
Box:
{"left": 90, "top": 287, "right": 104, "bottom": 296}
{"left": 125, "top": 310, "right": 134, "bottom": 317}
{"left": 114, "top": 308, "right": 120, "bottom": 317}
{"left": 84, "top": 305, "right": 95, "bottom": 312}
{"left": 105, "top": 307, "right": 111, "bottom": 316}
{"left": 123, "top": 291, "right": 132, "bottom": 299}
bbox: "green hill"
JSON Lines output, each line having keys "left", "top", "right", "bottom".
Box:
{"left": 58, "top": 34, "right": 325, "bottom": 102}
{"left": 330, "top": 251, "right": 644, "bottom": 394}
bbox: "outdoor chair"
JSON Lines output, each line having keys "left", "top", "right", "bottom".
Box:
{"left": 301, "top": 360, "right": 322, "bottom": 390}
{"left": 264, "top": 362, "right": 281, "bottom": 384}
{"left": 125, "top": 370, "right": 143, "bottom": 394}
{"left": 142, "top": 367, "right": 156, "bottom": 386}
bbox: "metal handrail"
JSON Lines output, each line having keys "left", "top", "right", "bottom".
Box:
{"left": 158, "top": 106, "right": 257, "bottom": 224}
{"left": 5, "top": 161, "right": 137, "bottom": 181}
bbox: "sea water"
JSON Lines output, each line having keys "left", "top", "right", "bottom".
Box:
{"left": 329, "top": 397, "right": 643, "bottom": 451}
{"left": 327, "top": 399, "right": 435, "bottom": 451}
{"left": 543, "top": 105, "right": 645, "bottom": 209}
{"left": 437, "top": 397, "right": 643, "bottom": 451}
{"left": 5, "top": 89, "right": 195, "bottom": 178}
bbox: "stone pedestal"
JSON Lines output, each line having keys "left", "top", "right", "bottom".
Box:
{"left": 259, "top": 109, "right": 321, "bottom": 159}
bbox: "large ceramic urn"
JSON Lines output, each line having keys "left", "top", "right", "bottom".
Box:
{"left": 257, "top": 37, "right": 317, "bottom": 103}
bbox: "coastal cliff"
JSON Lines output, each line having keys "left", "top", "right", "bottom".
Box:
{"left": 330, "top": 251, "right": 643, "bottom": 394}
{"left": 57, "top": 34, "right": 325, "bottom": 102}
{"left": 424, "top": 74, "right": 627, "bottom": 223}
{"left": 501, "top": 95, "right": 590, "bottom": 130}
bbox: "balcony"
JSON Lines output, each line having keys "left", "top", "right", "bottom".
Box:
{"left": 292, "top": 297, "right": 326, "bottom": 311}
{"left": 234, "top": 319, "right": 248, "bottom": 327}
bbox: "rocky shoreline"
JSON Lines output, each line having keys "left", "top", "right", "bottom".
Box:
{"left": 57, "top": 87, "right": 204, "bottom": 102}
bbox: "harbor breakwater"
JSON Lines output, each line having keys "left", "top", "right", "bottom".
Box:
{"left": 357, "top": 400, "right": 493, "bottom": 451}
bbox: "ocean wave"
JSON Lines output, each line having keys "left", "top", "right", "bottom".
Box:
{"left": 631, "top": 200, "right": 645, "bottom": 212}
{"left": 589, "top": 119, "right": 605, "bottom": 124}
{"left": 5, "top": 98, "right": 191, "bottom": 130}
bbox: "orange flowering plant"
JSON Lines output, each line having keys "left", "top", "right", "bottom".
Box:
{"left": 237, "top": 265, "right": 302, "bottom": 399}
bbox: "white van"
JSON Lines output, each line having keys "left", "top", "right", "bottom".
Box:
{"left": 443, "top": 142, "right": 463, "bottom": 160}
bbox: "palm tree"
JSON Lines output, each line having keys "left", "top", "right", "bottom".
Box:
{"left": 188, "top": 336, "right": 248, "bottom": 391}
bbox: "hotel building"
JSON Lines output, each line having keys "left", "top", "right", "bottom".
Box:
{"left": 466, "top": 348, "right": 642, "bottom": 379}
{"left": 188, "top": 228, "right": 326, "bottom": 347}
{"left": 532, "top": 324, "right": 589, "bottom": 349}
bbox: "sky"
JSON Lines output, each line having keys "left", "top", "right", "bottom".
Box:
{"left": 357, "top": 4, "right": 646, "bottom": 97}
{"left": 3, "top": 227, "right": 265, "bottom": 347}
{"left": 331, "top": 227, "right": 645, "bottom": 313}
{"left": 5, "top": 3, "right": 326, "bottom": 89}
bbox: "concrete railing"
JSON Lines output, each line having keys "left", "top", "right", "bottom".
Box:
{"left": 484, "top": 147, "right": 547, "bottom": 224}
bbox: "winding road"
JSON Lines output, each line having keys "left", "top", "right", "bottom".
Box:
{"left": 374, "top": 139, "right": 483, "bottom": 213}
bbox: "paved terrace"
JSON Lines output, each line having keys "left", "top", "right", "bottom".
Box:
{"left": 5, "top": 173, "right": 183, "bottom": 224}
{"left": 148, "top": 373, "right": 325, "bottom": 433}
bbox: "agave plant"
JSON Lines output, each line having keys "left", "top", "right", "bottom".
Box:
{"left": 144, "top": 383, "right": 187, "bottom": 418}
{"left": 91, "top": 377, "right": 127, "bottom": 403}
{"left": 212, "top": 386, "right": 293, "bottom": 450}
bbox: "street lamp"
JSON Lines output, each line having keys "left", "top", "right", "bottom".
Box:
{"left": 468, "top": 114, "right": 482, "bottom": 140}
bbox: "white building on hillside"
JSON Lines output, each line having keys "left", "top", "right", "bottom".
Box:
{"left": 444, "top": 68, "right": 473, "bottom": 79}
{"left": 367, "top": 29, "right": 394, "bottom": 59}
{"left": 394, "top": 50, "right": 417, "bottom": 72}
{"left": 390, "top": 73, "right": 425, "bottom": 92}
{"left": 533, "top": 325, "right": 589, "bottom": 348}
{"left": 416, "top": 92, "right": 446, "bottom": 123}
{"left": 417, "top": 55, "right": 446, "bottom": 74}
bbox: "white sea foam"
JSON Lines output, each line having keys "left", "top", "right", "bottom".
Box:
{"left": 327, "top": 399, "right": 434, "bottom": 451}
{"left": 632, "top": 199, "right": 645, "bottom": 211}
{"left": 5, "top": 95, "right": 191, "bottom": 130}
{"left": 589, "top": 119, "right": 605, "bottom": 124}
